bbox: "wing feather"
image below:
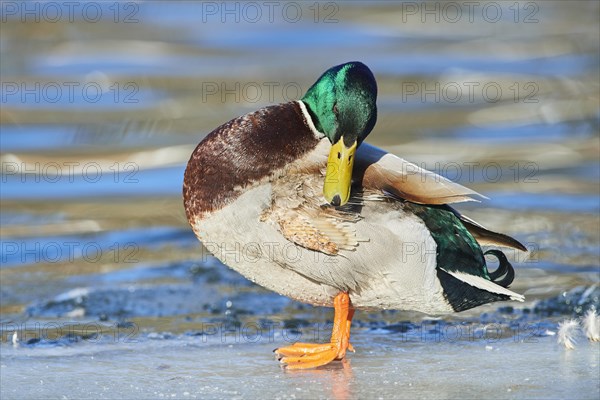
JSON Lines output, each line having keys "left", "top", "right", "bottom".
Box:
{"left": 458, "top": 214, "right": 528, "bottom": 252}
{"left": 355, "top": 143, "right": 486, "bottom": 205}
{"left": 261, "top": 175, "right": 360, "bottom": 256}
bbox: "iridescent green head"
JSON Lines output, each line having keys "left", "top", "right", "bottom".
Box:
{"left": 302, "top": 61, "right": 378, "bottom": 147}
{"left": 302, "top": 62, "right": 378, "bottom": 206}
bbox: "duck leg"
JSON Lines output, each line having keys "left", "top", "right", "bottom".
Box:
{"left": 275, "top": 292, "right": 355, "bottom": 369}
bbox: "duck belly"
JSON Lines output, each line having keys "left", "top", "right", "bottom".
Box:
{"left": 191, "top": 185, "right": 454, "bottom": 314}
{"left": 191, "top": 184, "right": 339, "bottom": 307}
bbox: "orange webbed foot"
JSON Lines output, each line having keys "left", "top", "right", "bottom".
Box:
{"left": 274, "top": 292, "right": 355, "bottom": 370}
{"left": 275, "top": 342, "right": 339, "bottom": 369}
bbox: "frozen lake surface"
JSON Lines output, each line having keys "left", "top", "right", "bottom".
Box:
{"left": 2, "top": 322, "right": 599, "bottom": 400}
{"left": 1, "top": 1, "right": 599, "bottom": 399}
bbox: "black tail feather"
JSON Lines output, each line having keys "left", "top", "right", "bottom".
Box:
{"left": 484, "top": 249, "right": 515, "bottom": 288}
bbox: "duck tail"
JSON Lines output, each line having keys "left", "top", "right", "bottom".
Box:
{"left": 484, "top": 249, "right": 515, "bottom": 288}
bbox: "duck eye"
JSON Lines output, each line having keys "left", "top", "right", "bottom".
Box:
{"left": 333, "top": 103, "right": 339, "bottom": 114}
{"left": 337, "top": 152, "right": 341, "bottom": 159}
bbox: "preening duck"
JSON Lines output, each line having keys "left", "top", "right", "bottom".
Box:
{"left": 183, "top": 61, "right": 526, "bottom": 369}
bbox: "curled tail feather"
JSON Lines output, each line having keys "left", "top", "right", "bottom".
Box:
{"left": 484, "top": 249, "right": 515, "bottom": 288}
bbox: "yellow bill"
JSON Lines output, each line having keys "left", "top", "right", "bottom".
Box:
{"left": 323, "top": 136, "right": 357, "bottom": 207}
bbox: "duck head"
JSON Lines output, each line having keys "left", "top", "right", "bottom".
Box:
{"left": 302, "top": 61, "right": 378, "bottom": 207}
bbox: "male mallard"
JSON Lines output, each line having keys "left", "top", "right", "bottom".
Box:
{"left": 183, "top": 62, "right": 526, "bottom": 369}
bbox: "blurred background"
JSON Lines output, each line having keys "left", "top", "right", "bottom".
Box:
{"left": 1, "top": 1, "right": 599, "bottom": 398}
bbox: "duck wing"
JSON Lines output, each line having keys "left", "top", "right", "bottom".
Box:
{"left": 355, "top": 143, "right": 527, "bottom": 252}
{"left": 355, "top": 143, "right": 485, "bottom": 205}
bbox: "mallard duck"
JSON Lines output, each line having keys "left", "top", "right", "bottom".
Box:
{"left": 183, "top": 61, "right": 526, "bottom": 369}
